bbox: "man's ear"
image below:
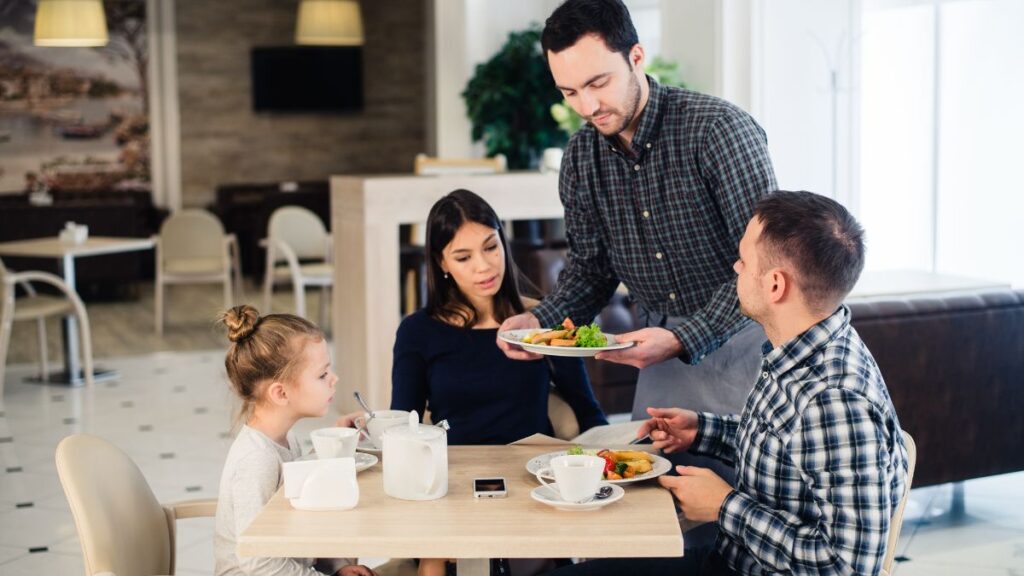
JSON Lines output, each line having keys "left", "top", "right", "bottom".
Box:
{"left": 766, "top": 268, "right": 789, "bottom": 305}
{"left": 265, "top": 381, "right": 289, "bottom": 406}
{"left": 629, "top": 43, "right": 645, "bottom": 71}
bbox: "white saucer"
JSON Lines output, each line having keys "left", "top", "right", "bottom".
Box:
{"left": 354, "top": 452, "right": 378, "bottom": 472}
{"left": 356, "top": 439, "right": 382, "bottom": 454}
{"left": 298, "top": 452, "right": 377, "bottom": 471}
{"left": 530, "top": 482, "right": 624, "bottom": 511}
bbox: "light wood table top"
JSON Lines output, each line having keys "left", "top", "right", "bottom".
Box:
{"left": 0, "top": 236, "right": 154, "bottom": 258}
{"left": 239, "top": 445, "right": 684, "bottom": 560}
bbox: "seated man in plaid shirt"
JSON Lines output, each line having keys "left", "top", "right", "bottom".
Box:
{"left": 551, "top": 191, "right": 909, "bottom": 575}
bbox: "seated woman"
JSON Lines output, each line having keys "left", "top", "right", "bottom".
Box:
{"left": 391, "top": 189, "right": 608, "bottom": 445}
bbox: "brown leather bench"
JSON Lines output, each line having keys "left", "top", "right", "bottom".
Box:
{"left": 848, "top": 289, "right": 1024, "bottom": 488}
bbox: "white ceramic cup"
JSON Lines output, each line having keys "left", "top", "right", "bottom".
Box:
{"left": 356, "top": 409, "right": 410, "bottom": 449}
{"left": 310, "top": 427, "right": 359, "bottom": 459}
{"left": 535, "top": 455, "right": 604, "bottom": 503}
{"left": 541, "top": 147, "right": 564, "bottom": 173}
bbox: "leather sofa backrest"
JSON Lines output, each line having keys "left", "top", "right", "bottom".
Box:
{"left": 848, "top": 289, "right": 1024, "bottom": 486}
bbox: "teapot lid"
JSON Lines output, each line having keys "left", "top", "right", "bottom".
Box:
{"left": 384, "top": 410, "right": 446, "bottom": 440}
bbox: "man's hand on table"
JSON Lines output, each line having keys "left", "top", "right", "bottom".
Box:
{"left": 496, "top": 311, "right": 542, "bottom": 360}
{"left": 636, "top": 407, "right": 699, "bottom": 453}
{"left": 659, "top": 466, "right": 732, "bottom": 523}
{"left": 337, "top": 564, "right": 377, "bottom": 576}
{"left": 594, "top": 327, "right": 683, "bottom": 369}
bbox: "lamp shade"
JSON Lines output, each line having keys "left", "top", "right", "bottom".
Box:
{"left": 295, "top": 0, "right": 364, "bottom": 46}
{"left": 34, "top": 0, "right": 109, "bottom": 47}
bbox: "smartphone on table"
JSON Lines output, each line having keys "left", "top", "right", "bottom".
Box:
{"left": 473, "top": 477, "right": 507, "bottom": 499}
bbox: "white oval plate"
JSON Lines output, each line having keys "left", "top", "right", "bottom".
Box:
{"left": 498, "top": 329, "right": 634, "bottom": 357}
{"left": 356, "top": 438, "right": 381, "bottom": 455}
{"left": 298, "top": 452, "right": 377, "bottom": 472}
{"left": 354, "top": 452, "right": 378, "bottom": 472}
{"left": 526, "top": 450, "right": 672, "bottom": 485}
{"left": 530, "top": 482, "right": 624, "bottom": 511}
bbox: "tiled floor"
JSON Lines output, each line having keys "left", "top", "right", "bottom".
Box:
{"left": 1, "top": 351, "right": 1022, "bottom": 575}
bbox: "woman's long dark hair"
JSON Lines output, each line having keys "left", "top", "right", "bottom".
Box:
{"left": 424, "top": 189, "right": 526, "bottom": 327}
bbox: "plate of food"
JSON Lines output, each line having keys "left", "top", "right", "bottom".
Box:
{"left": 499, "top": 318, "right": 634, "bottom": 358}
{"left": 526, "top": 447, "right": 672, "bottom": 485}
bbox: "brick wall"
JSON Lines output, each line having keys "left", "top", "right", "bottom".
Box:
{"left": 176, "top": 0, "right": 427, "bottom": 207}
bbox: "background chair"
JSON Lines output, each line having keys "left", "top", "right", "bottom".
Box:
{"left": 154, "top": 209, "right": 241, "bottom": 335}
{"left": 881, "top": 430, "right": 918, "bottom": 576}
{"left": 261, "top": 206, "right": 333, "bottom": 327}
{"left": 56, "top": 434, "right": 217, "bottom": 576}
{"left": 0, "top": 258, "right": 93, "bottom": 402}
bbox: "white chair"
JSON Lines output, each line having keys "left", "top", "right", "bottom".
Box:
{"left": 154, "top": 209, "right": 241, "bottom": 335}
{"left": 881, "top": 430, "right": 917, "bottom": 576}
{"left": 56, "top": 434, "right": 217, "bottom": 576}
{"left": 0, "top": 257, "right": 94, "bottom": 403}
{"left": 261, "top": 206, "right": 333, "bottom": 327}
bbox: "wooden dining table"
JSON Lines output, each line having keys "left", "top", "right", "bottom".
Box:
{"left": 239, "top": 444, "right": 684, "bottom": 576}
{"left": 0, "top": 236, "right": 155, "bottom": 385}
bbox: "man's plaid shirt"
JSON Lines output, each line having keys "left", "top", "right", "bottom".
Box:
{"left": 532, "top": 78, "right": 777, "bottom": 363}
{"left": 692, "top": 306, "right": 909, "bottom": 575}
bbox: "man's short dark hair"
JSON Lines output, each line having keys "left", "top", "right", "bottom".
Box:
{"left": 753, "top": 191, "right": 866, "bottom": 312}
{"left": 541, "top": 0, "right": 639, "bottom": 63}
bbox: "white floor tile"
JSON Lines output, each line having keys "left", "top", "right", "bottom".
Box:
{"left": 0, "top": 505, "right": 77, "bottom": 548}
{"left": 0, "top": 550, "right": 85, "bottom": 575}
{"left": 0, "top": 544, "right": 27, "bottom": 565}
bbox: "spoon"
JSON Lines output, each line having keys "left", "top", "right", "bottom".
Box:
{"left": 570, "top": 485, "right": 614, "bottom": 504}
{"left": 353, "top": 391, "right": 374, "bottom": 418}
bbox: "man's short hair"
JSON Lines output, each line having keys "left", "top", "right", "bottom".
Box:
{"left": 753, "top": 191, "right": 866, "bottom": 312}
{"left": 541, "top": 0, "right": 638, "bottom": 63}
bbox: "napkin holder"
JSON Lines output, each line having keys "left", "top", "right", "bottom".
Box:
{"left": 59, "top": 222, "right": 88, "bottom": 245}
{"left": 283, "top": 458, "right": 359, "bottom": 511}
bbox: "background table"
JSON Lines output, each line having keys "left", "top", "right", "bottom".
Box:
{"left": 240, "top": 445, "right": 684, "bottom": 575}
{"left": 0, "top": 236, "right": 155, "bottom": 385}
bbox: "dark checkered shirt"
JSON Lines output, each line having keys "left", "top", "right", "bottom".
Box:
{"left": 532, "top": 78, "right": 777, "bottom": 363}
{"left": 692, "top": 306, "right": 909, "bottom": 575}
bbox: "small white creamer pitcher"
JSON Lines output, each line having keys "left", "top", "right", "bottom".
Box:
{"left": 382, "top": 410, "right": 448, "bottom": 501}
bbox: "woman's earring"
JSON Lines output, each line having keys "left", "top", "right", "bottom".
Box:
{"left": 443, "top": 272, "right": 449, "bottom": 279}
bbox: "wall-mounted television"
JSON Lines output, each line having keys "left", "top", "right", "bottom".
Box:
{"left": 251, "top": 46, "right": 363, "bottom": 113}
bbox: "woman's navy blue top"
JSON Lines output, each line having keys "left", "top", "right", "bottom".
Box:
{"left": 391, "top": 310, "right": 608, "bottom": 445}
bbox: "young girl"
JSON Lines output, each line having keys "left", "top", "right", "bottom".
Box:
{"left": 213, "top": 305, "right": 377, "bottom": 576}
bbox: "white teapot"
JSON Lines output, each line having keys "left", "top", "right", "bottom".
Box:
{"left": 382, "top": 411, "right": 448, "bottom": 501}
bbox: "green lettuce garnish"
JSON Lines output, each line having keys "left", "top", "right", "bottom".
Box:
{"left": 566, "top": 445, "right": 584, "bottom": 456}
{"left": 574, "top": 323, "right": 608, "bottom": 348}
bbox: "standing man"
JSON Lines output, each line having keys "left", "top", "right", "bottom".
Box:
{"left": 497, "top": 0, "right": 777, "bottom": 543}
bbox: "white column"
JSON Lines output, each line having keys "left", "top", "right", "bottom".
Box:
{"left": 147, "top": 0, "right": 182, "bottom": 211}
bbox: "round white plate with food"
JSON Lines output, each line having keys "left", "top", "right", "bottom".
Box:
{"left": 526, "top": 449, "right": 672, "bottom": 485}
{"left": 498, "top": 329, "right": 634, "bottom": 358}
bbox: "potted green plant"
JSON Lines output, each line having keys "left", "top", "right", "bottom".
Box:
{"left": 462, "top": 28, "right": 567, "bottom": 170}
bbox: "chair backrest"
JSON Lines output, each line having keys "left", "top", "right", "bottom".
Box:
{"left": 268, "top": 205, "right": 329, "bottom": 260}
{"left": 56, "top": 434, "right": 174, "bottom": 576}
{"left": 881, "top": 430, "right": 917, "bottom": 576}
{"left": 548, "top": 387, "right": 580, "bottom": 441}
{"left": 159, "top": 209, "right": 227, "bottom": 263}
{"left": 414, "top": 153, "right": 508, "bottom": 175}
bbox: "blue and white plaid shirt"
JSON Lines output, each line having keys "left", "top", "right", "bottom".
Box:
{"left": 532, "top": 79, "right": 777, "bottom": 363}
{"left": 691, "top": 306, "right": 908, "bottom": 575}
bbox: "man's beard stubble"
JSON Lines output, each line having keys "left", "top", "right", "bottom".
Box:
{"left": 589, "top": 72, "right": 643, "bottom": 137}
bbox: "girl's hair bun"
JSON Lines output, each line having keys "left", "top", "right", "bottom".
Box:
{"left": 221, "top": 305, "right": 260, "bottom": 343}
